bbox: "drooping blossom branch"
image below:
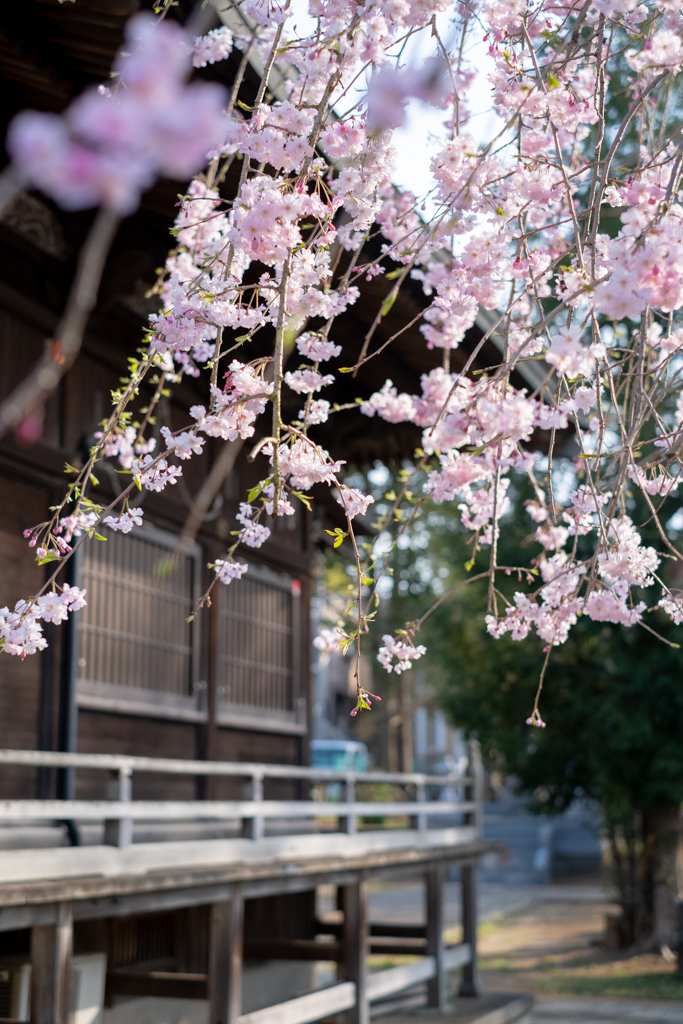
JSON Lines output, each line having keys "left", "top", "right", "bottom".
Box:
{"left": 2, "top": 0, "right": 683, "bottom": 729}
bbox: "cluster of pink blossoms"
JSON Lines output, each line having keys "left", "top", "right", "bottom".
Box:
{"left": 1, "top": 586, "right": 86, "bottom": 658}
{"left": 7, "top": 15, "right": 226, "bottom": 212}
{"left": 378, "top": 635, "right": 428, "bottom": 674}
{"left": 6, "top": 0, "right": 683, "bottom": 727}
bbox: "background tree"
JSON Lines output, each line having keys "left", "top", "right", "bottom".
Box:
{"left": 325, "top": 460, "right": 683, "bottom": 946}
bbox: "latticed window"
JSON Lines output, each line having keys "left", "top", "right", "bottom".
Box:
{"left": 74, "top": 525, "right": 204, "bottom": 721}
{"left": 216, "top": 563, "right": 305, "bottom": 733}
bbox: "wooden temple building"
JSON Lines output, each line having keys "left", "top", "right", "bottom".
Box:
{"left": 0, "top": 3, "right": 535, "bottom": 1023}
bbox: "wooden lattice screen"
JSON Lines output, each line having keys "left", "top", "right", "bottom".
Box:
{"left": 216, "top": 564, "right": 304, "bottom": 731}
{"left": 74, "top": 526, "right": 203, "bottom": 720}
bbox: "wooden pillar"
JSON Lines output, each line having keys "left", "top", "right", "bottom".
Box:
{"left": 31, "top": 902, "right": 73, "bottom": 1024}
{"left": 340, "top": 881, "right": 368, "bottom": 1024}
{"left": 426, "top": 863, "right": 446, "bottom": 1009}
{"left": 208, "top": 888, "right": 244, "bottom": 1024}
{"left": 459, "top": 863, "right": 478, "bottom": 996}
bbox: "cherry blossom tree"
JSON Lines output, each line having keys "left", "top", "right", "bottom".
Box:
{"left": 1, "top": 0, "right": 683, "bottom": 727}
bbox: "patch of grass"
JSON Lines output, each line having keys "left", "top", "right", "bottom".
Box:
{"left": 535, "top": 971, "right": 683, "bottom": 1001}
{"left": 367, "top": 954, "right": 419, "bottom": 971}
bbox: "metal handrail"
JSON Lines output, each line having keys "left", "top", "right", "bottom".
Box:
{"left": 0, "top": 745, "right": 483, "bottom": 847}
{"left": 0, "top": 748, "right": 470, "bottom": 786}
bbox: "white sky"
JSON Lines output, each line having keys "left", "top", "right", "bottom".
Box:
{"left": 288, "top": 1, "right": 504, "bottom": 213}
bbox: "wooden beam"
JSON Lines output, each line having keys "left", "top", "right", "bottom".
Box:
{"left": 443, "top": 943, "right": 471, "bottom": 970}
{"left": 236, "top": 981, "right": 356, "bottom": 1024}
{"left": 244, "top": 939, "right": 341, "bottom": 962}
{"left": 363, "top": 945, "right": 472, "bottom": 1005}
{"left": 316, "top": 920, "right": 426, "bottom": 939}
{"left": 209, "top": 887, "right": 244, "bottom": 1024}
{"left": 106, "top": 970, "right": 208, "bottom": 999}
{"left": 30, "top": 924, "right": 55, "bottom": 1024}
{"left": 365, "top": 957, "right": 435, "bottom": 1002}
{"left": 55, "top": 902, "right": 73, "bottom": 1024}
{"left": 243, "top": 939, "right": 427, "bottom": 960}
{"left": 426, "top": 863, "right": 446, "bottom": 1009}
{"left": 459, "top": 863, "right": 479, "bottom": 997}
{"left": 30, "top": 902, "right": 72, "bottom": 1024}
{"left": 339, "top": 882, "right": 368, "bottom": 1024}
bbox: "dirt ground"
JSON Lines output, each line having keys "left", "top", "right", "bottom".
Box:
{"left": 474, "top": 895, "right": 683, "bottom": 1002}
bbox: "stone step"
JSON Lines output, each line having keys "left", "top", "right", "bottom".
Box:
{"left": 531, "top": 997, "right": 683, "bottom": 1023}
{"left": 373, "top": 994, "right": 534, "bottom": 1024}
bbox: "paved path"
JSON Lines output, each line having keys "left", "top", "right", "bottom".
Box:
{"left": 365, "top": 880, "right": 608, "bottom": 930}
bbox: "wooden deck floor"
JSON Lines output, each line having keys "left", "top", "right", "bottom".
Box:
{"left": 0, "top": 827, "right": 493, "bottom": 931}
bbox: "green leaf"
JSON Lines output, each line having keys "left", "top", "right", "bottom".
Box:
{"left": 247, "top": 483, "right": 264, "bottom": 503}
{"left": 95, "top": 534, "right": 107, "bottom": 541}
{"left": 381, "top": 291, "right": 397, "bottom": 317}
{"left": 38, "top": 551, "right": 61, "bottom": 565}
{"left": 338, "top": 367, "right": 355, "bottom": 373}
{"left": 547, "top": 74, "right": 560, "bottom": 88}
{"left": 333, "top": 534, "right": 345, "bottom": 548}
{"left": 384, "top": 268, "right": 403, "bottom": 280}
{"left": 293, "top": 491, "right": 313, "bottom": 511}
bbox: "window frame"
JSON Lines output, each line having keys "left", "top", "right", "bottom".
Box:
{"left": 215, "top": 561, "right": 306, "bottom": 736}
{"left": 73, "top": 523, "right": 206, "bottom": 723}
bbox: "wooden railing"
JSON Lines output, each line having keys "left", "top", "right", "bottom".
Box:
{"left": 0, "top": 745, "right": 485, "bottom": 1023}
{"left": 0, "top": 745, "right": 483, "bottom": 847}
{"left": 236, "top": 944, "right": 473, "bottom": 1024}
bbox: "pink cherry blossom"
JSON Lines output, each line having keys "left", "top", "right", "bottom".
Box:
{"left": 103, "top": 510, "right": 144, "bottom": 534}
{"left": 336, "top": 488, "right": 375, "bottom": 519}
{"left": 377, "top": 634, "right": 427, "bottom": 674}
{"left": 214, "top": 560, "right": 249, "bottom": 584}
{"left": 193, "top": 26, "right": 233, "bottom": 68}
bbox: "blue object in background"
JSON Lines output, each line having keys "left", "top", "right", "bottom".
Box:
{"left": 310, "top": 739, "right": 370, "bottom": 773}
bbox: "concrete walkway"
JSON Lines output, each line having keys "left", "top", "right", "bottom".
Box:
{"left": 366, "top": 880, "right": 608, "bottom": 929}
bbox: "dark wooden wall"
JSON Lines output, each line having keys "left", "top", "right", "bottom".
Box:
{"left": 0, "top": 262, "right": 312, "bottom": 800}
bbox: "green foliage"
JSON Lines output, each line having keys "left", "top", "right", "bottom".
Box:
{"left": 431, "top": 588, "right": 683, "bottom": 823}
{"left": 422, "top": 491, "right": 683, "bottom": 827}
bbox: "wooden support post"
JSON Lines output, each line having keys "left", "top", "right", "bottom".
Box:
{"left": 459, "top": 863, "right": 478, "bottom": 997}
{"left": 209, "top": 888, "right": 244, "bottom": 1024}
{"left": 426, "top": 863, "right": 446, "bottom": 1009}
{"left": 31, "top": 902, "right": 73, "bottom": 1024}
{"left": 340, "top": 881, "right": 368, "bottom": 1024}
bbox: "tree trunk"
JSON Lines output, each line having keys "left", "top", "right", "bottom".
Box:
{"left": 644, "top": 804, "right": 681, "bottom": 950}
{"left": 611, "top": 804, "right": 681, "bottom": 949}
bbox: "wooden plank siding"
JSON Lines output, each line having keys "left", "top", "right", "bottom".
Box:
{"left": 0, "top": 275, "right": 312, "bottom": 805}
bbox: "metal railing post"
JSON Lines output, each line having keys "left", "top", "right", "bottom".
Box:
{"left": 242, "top": 771, "right": 264, "bottom": 840}
{"left": 342, "top": 774, "right": 357, "bottom": 835}
{"left": 104, "top": 766, "right": 132, "bottom": 848}
{"left": 0, "top": 749, "right": 474, "bottom": 839}
{"left": 469, "top": 739, "right": 484, "bottom": 840}
{"left": 416, "top": 782, "right": 427, "bottom": 832}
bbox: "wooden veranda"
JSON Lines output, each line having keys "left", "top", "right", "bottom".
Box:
{"left": 0, "top": 745, "right": 493, "bottom": 1024}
